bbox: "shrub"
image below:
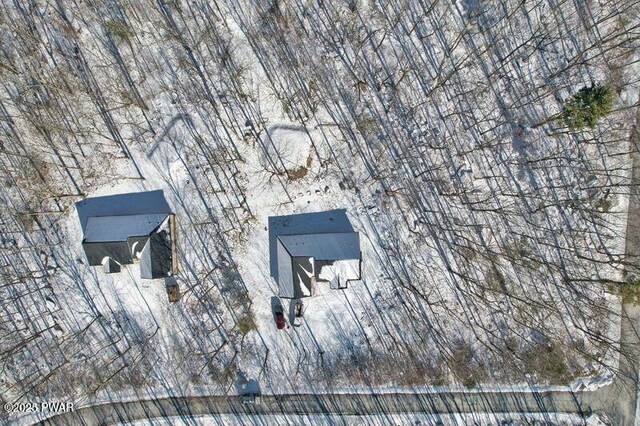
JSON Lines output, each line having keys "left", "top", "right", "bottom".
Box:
{"left": 236, "top": 311, "right": 256, "bottom": 335}
{"left": 522, "top": 341, "right": 570, "bottom": 384}
{"left": 448, "top": 339, "right": 487, "bottom": 388}
{"left": 619, "top": 276, "right": 640, "bottom": 305}
{"left": 563, "top": 84, "right": 613, "bottom": 129}
{"left": 286, "top": 155, "right": 312, "bottom": 181}
{"left": 105, "top": 19, "right": 133, "bottom": 41}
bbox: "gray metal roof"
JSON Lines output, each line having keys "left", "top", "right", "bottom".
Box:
{"left": 76, "top": 190, "right": 172, "bottom": 234}
{"left": 140, "top": 231, "right": 172, "bottom": 280}
{"left": 84, "top": 214, "right": 168, "bottom": 243}
{"left": 83, "top": 241, "right": 133, "bottom": 266}
{"left": 77, "top": 190, "right": 174, "bottom": 276}
{"left": 276, "top": 232, "right": 360, "bottom": 298}
{"left": 268, "top": 210, "right": 360, "bottom": 298}
{"left": 268, "top": 210, "right": 354, "bottom": 280}
{"left": 276, "top": 239, "right": 294, "bottom": 298}
{"left": 278, "top": 232, "right": 360, "bottom": 260}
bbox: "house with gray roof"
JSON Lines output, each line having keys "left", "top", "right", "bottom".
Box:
{"left": 269, "top": 210, "right": 362, "bottom": 299}
{"left": 76, "top": 190, "right": 175, "bottom": 279}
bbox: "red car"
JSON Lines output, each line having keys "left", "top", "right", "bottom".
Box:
{"left": 274, "top": 306, "right": 286, "bottom": 330}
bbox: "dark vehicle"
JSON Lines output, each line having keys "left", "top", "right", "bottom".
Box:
{"left": 274, "top": 306, "right": 286, "bottom": 329}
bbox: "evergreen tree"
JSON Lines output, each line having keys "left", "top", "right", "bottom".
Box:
{"left": 563, "top": 84, "right": 614, "bottom": 129}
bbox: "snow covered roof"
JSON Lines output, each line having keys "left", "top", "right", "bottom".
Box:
{"left": 102, "top": 256, "right": 121, "bottom": 274}
{"left": 319, "top": 259, "right": 360, "bottom": 289}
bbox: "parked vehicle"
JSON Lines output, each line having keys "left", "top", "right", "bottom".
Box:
{"left": 242, "top": 394, "right": 261, "bottom": 404}
{"left": 274, "top": 305, "right": 285, "bottom": 329}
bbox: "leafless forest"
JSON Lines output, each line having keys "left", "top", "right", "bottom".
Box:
{"left": 1, "top": 0, "right": 639, "bottom": 413}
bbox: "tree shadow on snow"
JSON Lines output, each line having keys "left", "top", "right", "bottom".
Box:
{"left": 234, "top": 370, "right": 261, "bottom": 395}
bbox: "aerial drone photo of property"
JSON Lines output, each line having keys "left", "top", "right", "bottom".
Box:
{"left": 1, "top": 0, "right": 639, "bottom": 425}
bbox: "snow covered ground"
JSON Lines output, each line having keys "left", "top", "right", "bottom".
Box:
{"left": 122, "top": 412, "right": 609, "bottom": 426}
{"left": 1, "top": 0, "right": 639, "bottom": 420}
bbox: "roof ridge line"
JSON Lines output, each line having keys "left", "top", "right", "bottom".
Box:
{"left": 88, "top": 213, "right": 170, "bottom": 218}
